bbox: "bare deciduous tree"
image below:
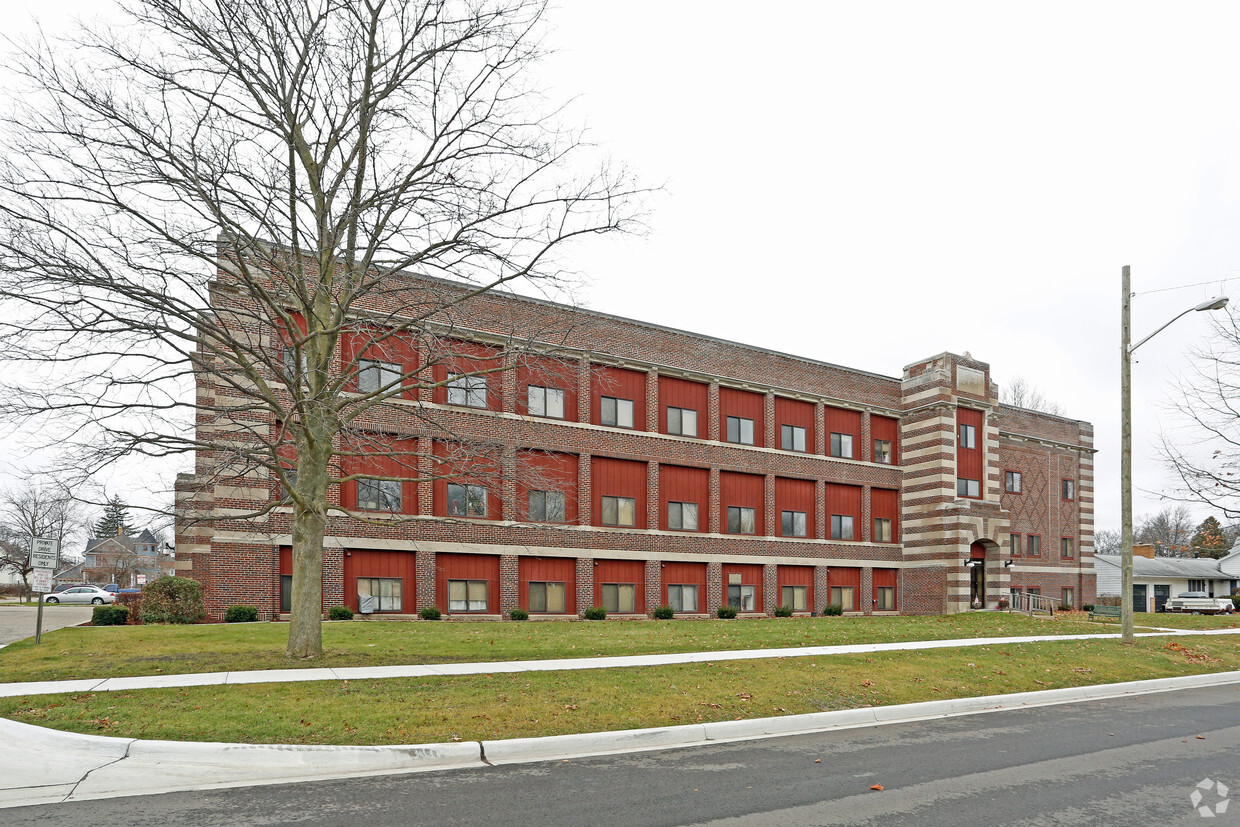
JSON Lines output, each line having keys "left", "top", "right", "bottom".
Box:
{"left": 1000, "top": 376, "right": 1065, "bottom": 416}
{"left": 1093, "top": 528, "right": 1121, "bottom": 556}
{"left": 0, "top": 0, "right": 643, "bottom": 656}
{"left": 1135, "top": 504, "right": 1196, "bottom": 557}
{"left": 0, "top": 486, "right": 85, "bottom": 598}
{"left": 1162, "top": 307, "right": 1240, "bottom": 521}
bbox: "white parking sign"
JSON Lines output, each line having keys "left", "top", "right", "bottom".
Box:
{"left": 31, "top": 569, "right": 53, "bottom": 594}
{"left": 30, "top": 537, "right": 60, "bottom": 570}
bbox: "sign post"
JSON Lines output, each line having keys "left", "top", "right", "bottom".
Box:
{"left": 29, "top": 537, "right": 60, "bottom": 646}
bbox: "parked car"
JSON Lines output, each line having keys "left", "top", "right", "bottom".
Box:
{"left": 102, "top": 583, "right": 141, "bottom": 595}
{"left": 43, "top": 585, "right": 116, "bottom": 605}
{"left": 1163, "top": 591, "right": 1233, "bottom": 615}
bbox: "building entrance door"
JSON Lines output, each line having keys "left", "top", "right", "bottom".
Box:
{"left": 1133, "top": 584, "right": 1147, "bottom": 613}
{"left": 970, "top": 564, "right": 984, "bottom": 605}
{"left": 1154, "top": 584, "right": 1171, "bottom": 613}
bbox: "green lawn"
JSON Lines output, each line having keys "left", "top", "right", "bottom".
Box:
{"left": 0, "top": 612, "right": 1116, "bottom": 683}
{"left": 2, "top": 635, "right": 1235, "bottom": 745}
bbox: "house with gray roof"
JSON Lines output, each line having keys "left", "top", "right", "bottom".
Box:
{"left": 1095, "top": 543, "right": 1240, "bottom": 612}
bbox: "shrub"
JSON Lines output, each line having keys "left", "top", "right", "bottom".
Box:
{"left": 583, "top": 606, "right": 607, "bottom": 620}
{"left": 652, "top": 605, "right": 675, "bottom": 620}
{"left": 773, "top": 605, "right": 793, "bottom": 618}
{"left": 1059, "top": 603, "right": 1073, "bottom": 612}
{"left": 1082, "top": 603, "right": 1095, "bottom": 612}
{"left": 419, "top": 605, "right": 442, "bottom": 620}
{"left": 822, "top": 603, "right": 843, "bottom": 616}
{"left": 509, "top": 608, "right": 529, "bottom": 621}
{"left": 139, "top": 576, "right": 206, "bottom": 624}
{"left": 92, "top": 605, "right": 129, "bottom": 626}
{"left": 1232, "top": 595, "right": 1240, "bottom": 610}
{"left": 328, "top": 606, "right": 354, "bottom": 621}
{"left": 716, "top": 605, "right": 737, "bottom": 619}
{"left": 225, "top": 604, "right": 259, "bottom": 623}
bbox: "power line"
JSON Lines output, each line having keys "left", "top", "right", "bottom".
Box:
{"left": 1134, "top": 276, "right": 1238, "bottom": 297}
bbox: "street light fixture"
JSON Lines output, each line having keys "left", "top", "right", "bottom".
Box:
{"left": 1120, "top": 264, "right": 1228, "bottom": 644}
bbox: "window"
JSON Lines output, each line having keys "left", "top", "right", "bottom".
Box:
{"left": 1005, "top": 471, "right": 1022, "bottom": 493}
{"left": 278, "top": 470, "right": 298, "bottom": 502}
{"left": 357, "top": 577, "right": 402, "bottom": 612}
{"left": 601, "top": 582, "right": 636, "bottom": 613}
{"left": 959, "top": 423, "right": 976, "bottom": 449}
{"left": 528, "top": 581, "right": 566, "bottom": 613}
{"left": 1189, "top": 579, "right": 1206, "bottom": 592}
{"left": 1009, "top": 533, "right": 1021, "bottom": 556}
{"left": 873, "top": 439, "right": 892, "bottom": 464}
{"left": 873, "top": 517, "right": 892, "bottom": 542}
{"left": 781, "top": 510, "right": 807, "bottom": 538}
{"left": 727, "top": 506, "right": 756, "bottom": 534}
{"left": 447, "top": 579, "right": 488, "bottom": 612}
{"left": 780, "top": 585, "right": 808, "bottom": 612}
{"left": 875, "top": 587, "right": 895, "bottom": 611}
{"left": 446, "top": 483, "right": 487, "bottom": 518}
{"left": 1027, "top": 535, "right": 1041, "bottom": 557}
{"left": 830, "top": 514, "right": 854, "bottom": 540}
{"left": 527, "top": 490, "right": 566, "bottom": 523}
{"left": 956, "top": 478, "right": 980, "bottom": 498}
{"left": 1061, "top": 587, "right": 1074, "bottom": 608}
{"left": 1062, "top": 479, "right": 1075, "bottom": 500}
{"left": 527, "top": 386, "right": 565, "bottom": 419}
{"left": 447, "top": 373, "right": 487, "bottom": 408}
{"left": 601, "top": 495, "right": 636, "bottom": 527}
{"left": 668, "top": 501, "right": 699, "bottom": 531}
{"left": 726, "top": 416, "right": 755, "bottom": 445}
{"left": 728, "top": 583, "right": 757, "bottom": 611}
{"left": 280, "top": 574, "right": 292, "bottom": 613}
{"left": 829, "top": 432, "right": 854, "bottom": 458}
{"left": 829, "top": 586, "right": 854, "bottom": 611}
{"left": 781, "top": 424, "right": 806, "bottom": 452}
{"left": 358, "top": 359, "right": 401, "bottom": 394}
{"left": 357, "top": 478, "right": 402, "bottom": 512}
{"left": 282, "top": 348, "right": 308, "bottom": 384}
{"left": 601, "top": 396, "right": 635, "bottom": 428}
{"left": 667, "top": 584, "right": 698, "bottom": 613}
{"left": 1061, "top": 538, "right": 1074, "bottom": 558}
{"left": 668, "top": 407, "right": 698, "bottom": 437}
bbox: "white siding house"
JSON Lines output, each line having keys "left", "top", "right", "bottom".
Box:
{"left": 1095, "top": 553, "right": 1239, "bottom": 612}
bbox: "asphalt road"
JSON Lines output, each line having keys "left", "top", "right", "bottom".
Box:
{"left": 6, "top": 682, "right": 1239, "bottom": 826}
{"left": 0, "top": 605, "right": 93, "bottom": 646}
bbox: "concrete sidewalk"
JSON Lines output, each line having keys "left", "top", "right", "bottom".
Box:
{"left": 3, "top": 625, "right": 1239, "bottom": 698}
{"left": 4, "top": 669, "right": 1239, "bottom": 809}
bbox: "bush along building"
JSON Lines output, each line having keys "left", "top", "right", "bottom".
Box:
{"left": 175, "top": 263, "right": 1095, "bottom": 621}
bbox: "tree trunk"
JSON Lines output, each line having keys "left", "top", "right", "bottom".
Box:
{"left": 286, "top": 503, "right": 326, "bottom": 658}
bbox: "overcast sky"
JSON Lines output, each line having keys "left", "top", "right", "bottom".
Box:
{"left": 5, "top": 1, "right": 1240, "bottom": 537}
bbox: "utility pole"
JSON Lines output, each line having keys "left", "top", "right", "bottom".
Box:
{"left": 1120, "top": 265, "right": 1134, "bottom": 644}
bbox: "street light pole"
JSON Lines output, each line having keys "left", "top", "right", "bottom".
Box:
{"left": 1119, "top": 265, "right": 1227, "bottom": 645}
{"left": 1121, "top": 266, "right": 1134, "bottom": 644}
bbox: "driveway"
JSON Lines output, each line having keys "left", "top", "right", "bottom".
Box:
{"left": 0, "top": 606, "right": 94, "bottom": 646}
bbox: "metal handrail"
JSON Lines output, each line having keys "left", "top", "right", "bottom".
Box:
{"left": 1008, "top": 591, "right": 1056, "bottom": 616}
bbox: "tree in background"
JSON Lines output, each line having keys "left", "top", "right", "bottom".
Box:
{"left": 1093, "top": 528, "right": 1121, "bottom": 555}
{"left": 1189, "top": 516, "right": 1231, "bottom": 559}
{"left": 1135, "top": 504, "right": 1196, "bottom": 557}
{"left": 1000, "top": 376, "right": 1065, "bottom": 416}
{"left": 0, "top": 486, "right": 85, "bottom": 598}
{"left": 92, "top": 496, "right": 133, "bottom": 539}
{"left": 0, "top": 0, "right": 642, "bottom": 657}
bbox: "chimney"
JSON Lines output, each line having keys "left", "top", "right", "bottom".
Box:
{"left": 1133, "top": 544, "right": 1155, "bottom": 559}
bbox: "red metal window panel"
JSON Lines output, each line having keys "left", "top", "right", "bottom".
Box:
{"left": 719, "top": 387, "right": 765, "bottom": 447}
{"left": 430, "top": 340, "right": 503, "bottom": 408}
{"left": 432, "top": 440, "right": 504, "bottom": 519}
{"left": 827, "top": 566, "right": 861, "bottom": 611}
{"left": 592, "top": 457, "right": 648, "bottom": 529}
{"left": 825, "top": 407, "right": 862, "bottom": 457}
{"left": 957, "top": 407, "right": 984, "bottom": 485}
{"left": 593, "top": 558, "right": 646, "bottom": 614}
{"left": 775, "top": 397, "right": 815, "bottom": 453}
{"left": 436, "top": 553, "right": 500, "bottom": 614}
{"left": 722, "top": 563, "right": 764, "bottom": 614}
{"left": 343, "top": 549, "right": 417, "bottom": 614}
{"left": 777, "top": 564, "right": 815, "bottom": 611}
{"left": 516, "top": 450, "right": 579, "bottom": 523}
{"left": 661, "top": 561, "right": 707, "bottom": 608}
{"left": 591, "top": 366, "right": 647, "bottom": 430}
{"left": 659, "top": 464, "right": 709, "bottom": 532}
{"left": 872, "top": 567, "right": 898, "bottom": 610}
{"left": 870, "top": 487, "right": 899, "bottom": 542}
{"left": 340, "top": 323, "right": 419, "bottom": 398}
{"left": 339, "top": 434, "right": 418, "bottom": 513}
{"left": 720, "top": 471, "right": 765, "bottom": 536}
{"left": 659, "top": 376, "right": 708, "bottom": 437}
{"left": 515, "top": 354, "right": 579, "bottom": 422}
{"left": 774, "top": 477, "right": 816, "bottom": 538}
{"left": 871, "top": 415, "right": 899, "bottom": 464}
{"left": 518, "top": 556, "right": 577, "bottom": 614}
{"left": 825, "top": 483, "right": 862, "bottom": 524}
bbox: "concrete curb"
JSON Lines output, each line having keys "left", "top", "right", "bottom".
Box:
{"left": 3, "top": 669, "right": 1239, "bottom": 808}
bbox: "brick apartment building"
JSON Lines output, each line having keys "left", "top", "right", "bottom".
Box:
{"left": 175, "top": 263, "right": 1095, "bottom": 620}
